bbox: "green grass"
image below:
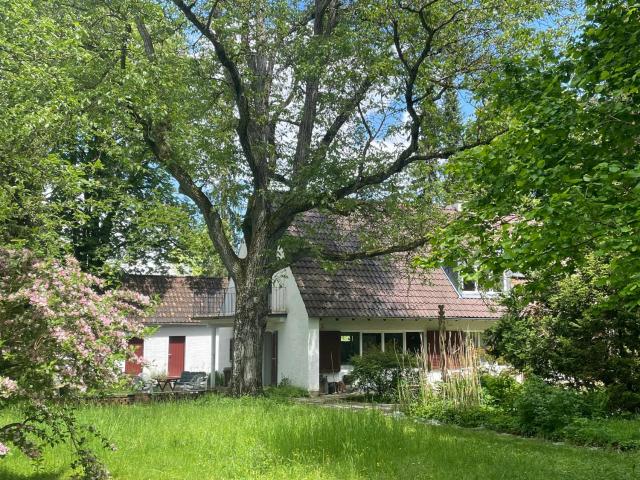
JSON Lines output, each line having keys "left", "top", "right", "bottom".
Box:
{"left": 1, "top": 396, "right": 639, "bottom": 479}
{"left": 561, "top": 417, "right": 640, "bottom": 450}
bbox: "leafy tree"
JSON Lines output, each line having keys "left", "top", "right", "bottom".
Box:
{"left": 6, "top": 0, "right": 567, "bottom": 393}
{"left": 52, "top": 138, "right": 226, "bottom": 276}
{"left": 0, "top": 2, "right": 223, "bottom": 276}
{"left": 487, "top": 256, "right": 640, "bottom": 411}
{"left": 422, "top": 0, "right": 640, "bottom": 406}
{"left": 426, "top": 0, "right": 640, "bottom": 305}
{"left": 0, "top": 249, "right": 148, "bottom": 477}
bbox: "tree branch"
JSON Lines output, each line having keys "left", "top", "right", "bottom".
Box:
{"left": 292, "top": 0, "right": 339, "bottom": 173}
{"left": 319, "top": 236, "right": 430, "bottom": 262}
{"left": 133, "top": 113, "right": 240, "bottom": 277}
{"left": 313, "top": 77, "right": 374, "bottom": 158}
{"left": 131, "top": 12, "right": 242, "bottom": 278}
{"left": 171, "top": 0, "right": 263, "bottom": 187}
{"left": 331, "top": 134, "right": 503, "bottom": 201}
{"left": 134, "top": 17, "right": 155, "bottom": 61}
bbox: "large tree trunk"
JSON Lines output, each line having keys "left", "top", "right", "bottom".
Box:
{"left": 230, "top": 274, "right": 270, "bottom": 395}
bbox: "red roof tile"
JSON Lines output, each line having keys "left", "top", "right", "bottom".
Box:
{"left": 289, "top": 211, "right": 502, "bottom": 320}
{"left": 122, "top": 275, "right": 228, "bottom": 324}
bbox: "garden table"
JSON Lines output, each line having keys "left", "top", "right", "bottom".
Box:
{"left": 155, "top": 377, "right": 179, "bottom": 392}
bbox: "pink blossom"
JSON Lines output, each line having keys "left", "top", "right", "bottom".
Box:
{"left": 0, "top": 376, "right": 18, "bottom": 398}
{"left": 0, "top": 442, "right": 9, "bottom": 456}
{"left": 0, "top": 247, "right": 147, "bottom": 398}
{"left": 27, "top": 290, "right": 49, "bottom": 308}
{"left": 51, "top": 327, "right": 70, "bottom": 343}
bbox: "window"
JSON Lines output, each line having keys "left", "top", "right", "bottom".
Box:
{"left": 384, "top": 333, "right": 403, "bottom": 353}
{"left": 340, "top": 333, "right": 360, "bottom": 364}
{"left": 444, "top": 266, "right": 506, "bottom": 298}
{"left": 462, "top": 277, "right": 478, "bottom": 292}
{"left": 405, "top": 332, "right": 422, "bottom": 354}
{"left": 362, "top": 333, "right": 382, "bottom": 353}
{"left": 467, "top": 331, "right": 485, "bottom": 349}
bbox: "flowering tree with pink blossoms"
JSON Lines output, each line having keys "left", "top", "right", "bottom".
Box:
{"left": 0, "top": 248, "right": 148, "bottom": 479}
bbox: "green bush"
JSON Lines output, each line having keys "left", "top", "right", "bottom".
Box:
{"left": 263, "top": 379, "right": 309, "bottom": 400}
{"left": 212, "top": 371, "right": 225, "bottom": 387}
{"left": 412, "top": 401, "right": 489, "bottom": 427}
{"left": 480, "top": 371, "right": 522, "bottom": 412}
{"left": 407, "top": 373, "right": 638, "bottom": 449}
{"left": 606, "top": 384, "right": 640, "bottom": 412}
{"left": 486, "top": 257, "right": 640, "bottom": 409}
{"left": 350, "top": 350, "right": 417, "bottom": 401}
{"left": 513, "top": 376, "right": 608, "bottom": 436}
{"left": 560, "top": 417, "right": 640, "bottom": 450}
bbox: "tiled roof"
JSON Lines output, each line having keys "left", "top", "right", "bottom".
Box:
{"left": 289, "top": 211, "right": 502, "bottom": 320}
{"left": 122, "top": 275, "right": 228, "bottom": 324}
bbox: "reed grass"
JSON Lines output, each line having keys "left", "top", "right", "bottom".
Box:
{"left": 399, "top": 331, "right": 484, "bottom": 410}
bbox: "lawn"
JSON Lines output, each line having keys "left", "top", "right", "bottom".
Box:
{"left": 1, "top": 396, "right": 639, "bottom": 480}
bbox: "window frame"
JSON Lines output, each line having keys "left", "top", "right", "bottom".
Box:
{"left": 444, "top": 266, "right": 509, "bottom": 299}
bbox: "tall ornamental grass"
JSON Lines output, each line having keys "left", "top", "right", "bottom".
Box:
{"left": 399, "top": 332, "right": 483, "bottom": 411}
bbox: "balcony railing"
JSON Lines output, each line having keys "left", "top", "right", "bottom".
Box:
{"left": 193, "top": 286, "right": 287, "bottom": 317}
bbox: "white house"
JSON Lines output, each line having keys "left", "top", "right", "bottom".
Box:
{"left": 123, "top": 212, "right": 505, "bottom": 392}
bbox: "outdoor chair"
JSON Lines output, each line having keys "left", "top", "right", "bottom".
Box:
{"left": 174, "top": 371, "right": 208, "bottom": 391}
{"left": 131, "top": 374, "right": 155, "bottom": 393}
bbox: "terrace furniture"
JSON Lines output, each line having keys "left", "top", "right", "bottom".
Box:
{"left": 174, "top": 371, "right": 208, "bottom": 391}
{"left": 131, "top": 374, "right": 154, "bottom": 393}
{"left": 155, "top": 377, "right": 180, "bottom": 392}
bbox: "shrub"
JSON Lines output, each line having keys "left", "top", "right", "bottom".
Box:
{"left": 512, "top": 376, "right": 608, "bottom": 436}
{"left": 606, "top": 385, "right": 640, "bottom": 412}
{"left": 480, "top": 371, "right": 522, "bottom": 412}
{"left": 406, "top": 368, "right": 639, "bottom": 449}
{"left": 486, "top": 257, "right": 640, "bottom": 409}
{"left": 350, "top": 350, "right": 416, "bottom": 401}
{"left": 560, "top": 417, "right": 640, "bottom": 450}
{"left": 212, "top": 371, "right": 225, "bottom": 387}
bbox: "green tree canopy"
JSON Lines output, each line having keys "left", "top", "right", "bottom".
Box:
{"left": 426, "top": 0, "right": 640, "bottom": 305}
{"left": 0, "top": 1, "right": 223, "bottom": 276}
{"left": 487, "top": 255, "right": 640, "bottom": 411}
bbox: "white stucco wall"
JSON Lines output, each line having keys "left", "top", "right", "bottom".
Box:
{"left": 307, "top": 318, "right": 320, "bottom": 391}
{"left": 215, "top": 327, "right": 233, "bottom": 372}
{"left": 140, "top": 325, "right": 214, "bottom": 376}
{"left": 272, "top": 267, "right": 315, "bottom": 390}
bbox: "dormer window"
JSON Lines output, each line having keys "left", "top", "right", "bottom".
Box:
{"left": 462, "top": 277, "right": 478, "bottom": 293}
{"left": 444, "top": 267, "right": 510, "bottom": 298}
{"left": 461, "top": 277, "right": 482, "bottom": 297}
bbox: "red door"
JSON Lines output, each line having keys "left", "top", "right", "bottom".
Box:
{"left": 168, "top": 336, "right": 185, "bottom": 378}
{"left": 125, "top": 338, "right": 144, "bottom": 375}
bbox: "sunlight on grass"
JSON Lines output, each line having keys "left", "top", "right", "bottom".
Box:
{"left": 1, "top": 396, "right": 639, "bottom": 479}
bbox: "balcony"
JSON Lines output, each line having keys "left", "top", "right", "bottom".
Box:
{"left": 193, "top": 286, "right": 287, "bottom": 317}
